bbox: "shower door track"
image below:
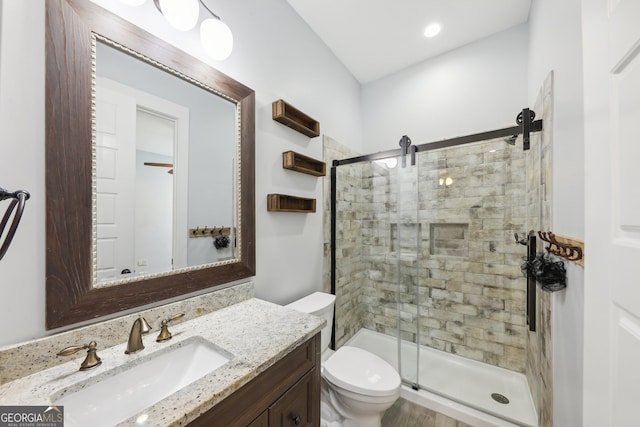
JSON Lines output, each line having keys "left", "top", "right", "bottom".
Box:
{"left": 329, "top": 109, "right": 543, "bottom": 349}
{"left": 333, "top": 118, "right": 542, "bottom": 168}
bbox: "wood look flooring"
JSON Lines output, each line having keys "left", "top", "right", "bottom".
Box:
{"left": 382, "top": 398, "right": 474, "bottom": 427}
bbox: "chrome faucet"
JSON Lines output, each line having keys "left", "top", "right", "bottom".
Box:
{"left": 125, "top": 317, "right": 152, "bottom": 354}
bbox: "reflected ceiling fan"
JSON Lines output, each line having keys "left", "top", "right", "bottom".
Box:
{"left": 143, "top": 162, "right": 173, "bottom": 174}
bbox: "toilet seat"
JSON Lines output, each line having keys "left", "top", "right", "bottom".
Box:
{"left": 323, "top": 346, "right": 400, "bottom": 397}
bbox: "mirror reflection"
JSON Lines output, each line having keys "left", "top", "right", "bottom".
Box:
{"left": 95, "top": 40, "right": 238, "bottom": 285}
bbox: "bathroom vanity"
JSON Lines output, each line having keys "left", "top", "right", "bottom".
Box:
{"left": 0, "top": 296, "right": 323, "bottom": 427}
{"left": 190, "top": 333, "right": 320, "bottom": 426}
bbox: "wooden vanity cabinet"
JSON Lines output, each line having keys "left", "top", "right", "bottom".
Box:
{"left": 189, "top": 333, "right": 320, "bottom": 427}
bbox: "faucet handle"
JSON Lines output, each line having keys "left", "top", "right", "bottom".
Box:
{"left": 57, "top": 341, "right": 102, "bottom": 371}
{"left": 156, "top": 313, "right": 185, "bottom": 342}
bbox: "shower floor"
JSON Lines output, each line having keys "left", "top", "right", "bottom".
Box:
{"left": 345, "top": 328, "right": 538, "bottom": 427}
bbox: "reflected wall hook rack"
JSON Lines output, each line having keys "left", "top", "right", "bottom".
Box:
{"left": 537, "top": 231, "right": 584, "bottom": 266}
{"left": 189, "top": 226, "right": 231, "bottom": 238}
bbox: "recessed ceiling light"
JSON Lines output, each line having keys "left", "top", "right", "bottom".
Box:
{"left": 424, "top": 23, "right": 442, "bottom": 38}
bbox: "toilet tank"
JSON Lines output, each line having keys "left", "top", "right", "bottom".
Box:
{"left": 286, "top": 292, "right": 335, "bottom": 353}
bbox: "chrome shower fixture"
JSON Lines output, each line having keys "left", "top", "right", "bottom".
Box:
{"left": 504, "top": 135, "right": 517, "bottom": 145}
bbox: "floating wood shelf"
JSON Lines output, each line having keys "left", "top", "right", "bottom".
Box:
{"left": 282, "top": 151, "right": 326, "bottom": 177}
{"left": 272, "top": 99, "right": 320, "bottom": 138}
{"left": 267, "top": 194, "right": 316, "bottom": 213}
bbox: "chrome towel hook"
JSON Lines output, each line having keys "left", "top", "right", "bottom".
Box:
{"left": 0, "top": 187, "right": 30, "bottom": 261}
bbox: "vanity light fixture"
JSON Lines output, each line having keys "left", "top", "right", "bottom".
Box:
{"left": 423, "top": 22, "right": 442, "bottom": 38}
{"left": 121, "top": 0, "right": 233, "bottom": 60}
{"left": 155, "top": 0, "right": 200, "bottom": 31}
{"left": 200, "top": 14, "right": 234, "bottom": 60}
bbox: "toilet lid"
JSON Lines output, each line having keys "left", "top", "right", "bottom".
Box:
{"left": 323, "top": 346, "right": 401, "bottom": 397}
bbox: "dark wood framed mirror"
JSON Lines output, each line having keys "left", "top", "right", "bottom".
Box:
{"left": 45, "top": 0, "right": 255, "bottom": 329}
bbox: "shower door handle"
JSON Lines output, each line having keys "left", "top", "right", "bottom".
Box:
{"left": 526, "top": 234, "right": 536, "bottom": 332}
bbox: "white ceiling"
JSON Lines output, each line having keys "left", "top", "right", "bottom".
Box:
{"left": 285, "top": 0, "right": 532, "bottom": 83}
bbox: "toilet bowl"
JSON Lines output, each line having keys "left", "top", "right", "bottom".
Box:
{"left": 286, "top": 292, "right": 400, "bottom": 427}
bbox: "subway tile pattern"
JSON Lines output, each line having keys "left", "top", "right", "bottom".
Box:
{"left": 323, "top": 136, "right": 366, "bottom": 343}
{"left": 324, "top": 75, "right": 555, "bottom": 424}
{"left": 326, "top": 136, "right": 534, "bottom": 372}
{"left": 525, "top": 72, "right": 554, "bottom": 427}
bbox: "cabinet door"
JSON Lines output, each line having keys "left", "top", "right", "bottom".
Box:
{"left": 248, "top": 410, "right": 268, "bottom": 427}
{"left": 269, "top": 371, "right": 316, "bottom": 427}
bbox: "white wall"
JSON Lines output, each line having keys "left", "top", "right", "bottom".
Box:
{"left": 528, "top": 0, "right": 585, "bottom": 239}
{"left": 361, "top": 24, "right": 529, "bottom": 152}
{"left": 528, "top": 0, "right": 585, "bottom": 425}
{"left": 0, "top": 0, "right": 361, "bottom": 346}
{"left": 0, "top": 0, "right": 46, "bottom": 346}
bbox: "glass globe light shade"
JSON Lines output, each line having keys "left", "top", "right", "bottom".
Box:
{"left": 159, "top": 0, "right": 199, "bottom": 31}
{"left": 200, "top": 18, "right": 234, "bottom": 60}
{"left": 119, "top": 0, "right": 147, "bottom": 6}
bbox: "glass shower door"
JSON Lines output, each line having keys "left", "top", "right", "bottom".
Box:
{"left": 393, "top": 154, "right": 421, "bottom": 389}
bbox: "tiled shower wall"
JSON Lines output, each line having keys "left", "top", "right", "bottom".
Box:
{"left": 324, "top": 73, "right": 555, "bottom": 424}
{"left": 525, "top": 72, "right": 554, "bottom": 427}
{"left": 322, "top": 137, "right": 366, "bottom": 343}
{"left": 326, "top": 135, "right": 534, "bottom": 372}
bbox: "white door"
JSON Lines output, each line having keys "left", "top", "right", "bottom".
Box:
{"left": 95, "top": 80, "right": 137, "bottom": 281}
{"left": 583, "top": 0, "right": 640, "bottom": 426}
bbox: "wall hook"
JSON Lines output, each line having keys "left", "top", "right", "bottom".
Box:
{"left": 537, "top": 231, "right": 583, "bottom": 264}
{"left": 513, "top": 233, "right": 527, "bottom": 246}
{"left": 188, "top": 226, "right": 232, "bottom": 239}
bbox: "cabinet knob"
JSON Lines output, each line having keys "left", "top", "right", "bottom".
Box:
{"left": 292, "top": 414, "right": 301, "bottom": 425}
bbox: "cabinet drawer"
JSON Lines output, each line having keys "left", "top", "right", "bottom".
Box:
{"left": 269, "top": 370, "right": 316, "bottom": 427}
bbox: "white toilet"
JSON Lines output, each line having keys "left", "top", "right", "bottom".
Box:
{"left": 286, "top": 292, "right": 401, "bottom": 427}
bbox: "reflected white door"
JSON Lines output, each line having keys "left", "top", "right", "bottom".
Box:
{"left": 96, "top": 76, "right": 190, "bottom": 277}
{"left": 583, "top": 0, "right": 640, "bottom": 426}
{"left": 95, "top": 82, "right": 136, "bottom": 281}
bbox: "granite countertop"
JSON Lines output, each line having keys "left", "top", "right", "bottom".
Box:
{"left": 0, "top": 298, "right": 324, "bottom": 426}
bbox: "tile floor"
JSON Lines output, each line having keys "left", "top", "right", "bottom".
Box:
{"left": 382, "top": 398, "right": 473, "bottom": 427}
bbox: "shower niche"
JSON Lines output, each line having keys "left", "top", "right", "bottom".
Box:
{"left": 429, "top": 223, "right": 469, "bottom": 257}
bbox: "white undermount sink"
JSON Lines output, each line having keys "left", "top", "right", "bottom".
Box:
{"left": 54, "top": 337, "right": 231, "bottom": 427}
